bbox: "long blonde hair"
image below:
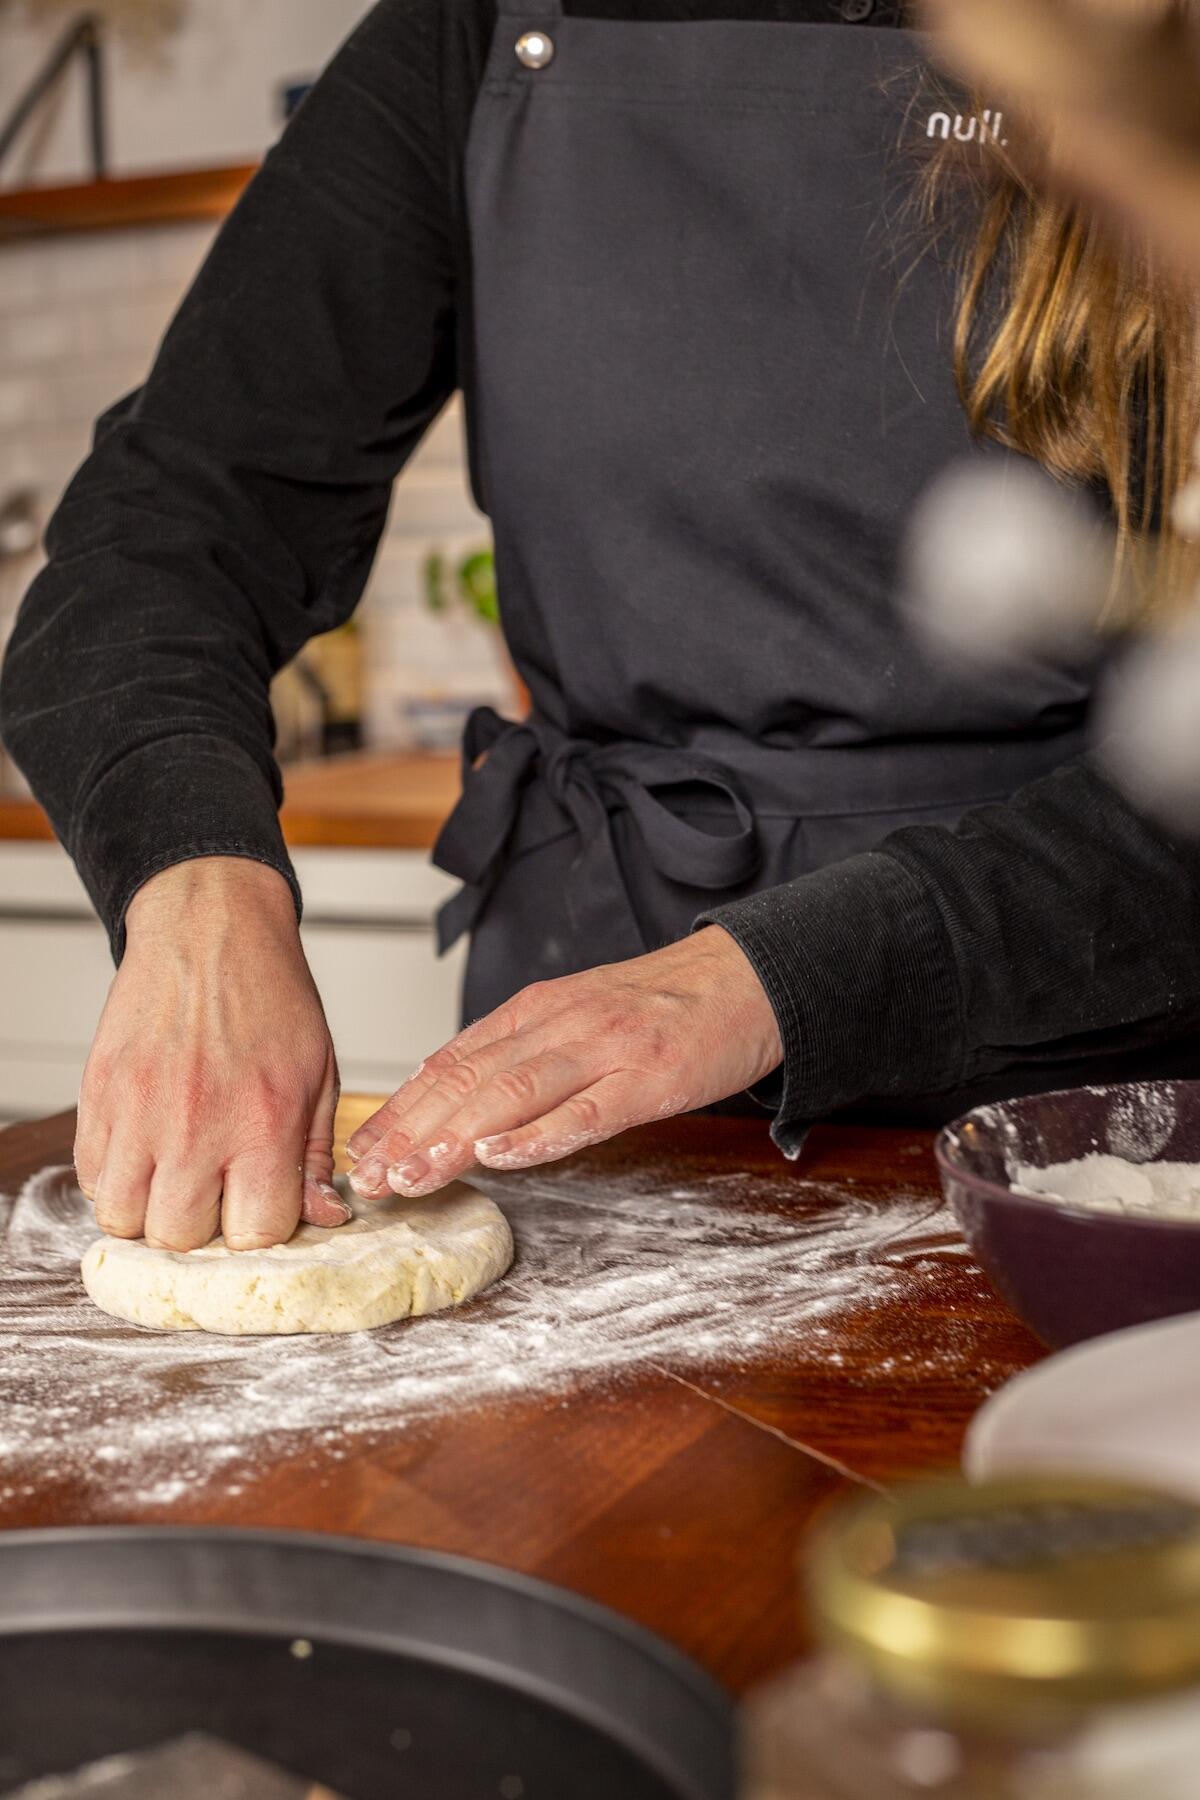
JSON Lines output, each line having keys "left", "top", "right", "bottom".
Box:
{"left": 918, "top": 76, "right": 1200, "bottom": 611}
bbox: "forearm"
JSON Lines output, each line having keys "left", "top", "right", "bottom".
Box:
{"left": 1, "top": 573, "right": 300, "bottom": 960}
{"left": 703, "top": 757, "right": 1200, "bottom": 1152}
{"left": 0, "top": 0, "right": 460, "bottom": 959}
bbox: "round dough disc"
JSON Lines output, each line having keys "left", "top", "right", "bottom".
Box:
{"left": 79, "top": 1187, "right": 513, "bottom": 1335}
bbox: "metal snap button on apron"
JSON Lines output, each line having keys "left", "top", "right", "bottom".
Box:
{"left": 839, "top": 0, "right": 875, "bottom": 19}
{"left": 515, "top": 30, "right": 555, "bottom": 68}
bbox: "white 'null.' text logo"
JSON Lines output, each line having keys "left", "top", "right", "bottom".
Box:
{"left": 926, "top": 108, "right": 1008, "bottom": 148}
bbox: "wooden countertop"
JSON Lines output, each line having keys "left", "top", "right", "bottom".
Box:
{"left": 0, "top": 752, "right": 461, "bottom": 852}
{"left": 280, "top": 751, "right": 460, "bottom": 850}
{"left": 0, "top": 1107, "right": 1043, "bottom": 1696}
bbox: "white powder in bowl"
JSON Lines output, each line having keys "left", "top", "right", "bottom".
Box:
{"left": 1013, "top": 1153, "right": 1200, "bottom": 1219}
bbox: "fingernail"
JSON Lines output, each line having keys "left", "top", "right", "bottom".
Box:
{"left": 348, "top": 1154, "right": 387, "bottom": 1194}
{"left": 224, "top": 1232, "right": 278, "bottom": 1252}
{"left": 477, "top": 1137, "right": 545, "bottom": 1170}
{"left": 389, "top": 1154, "right": 431, "bottom": 1193}
{"left": 315, "top": 1188, "right": 354, "bottom": 1223}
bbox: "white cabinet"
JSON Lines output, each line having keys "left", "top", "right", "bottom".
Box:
{"left": 0, "top": 842, "right": 464, "bottom": 1121}
{"left": 294, "top": 849, "right": 466, "bottom": 1095}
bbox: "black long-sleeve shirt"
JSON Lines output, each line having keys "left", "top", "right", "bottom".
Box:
{"left": 4, "top": 0, "right": 1200, "bottom": 1154}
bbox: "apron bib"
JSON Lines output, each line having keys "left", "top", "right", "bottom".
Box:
{"left": 436, "top": 2, "right": 1094, "bottom": 1025}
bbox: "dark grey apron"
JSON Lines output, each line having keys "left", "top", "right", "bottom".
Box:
{"left": 434, "top": 3, "right": 1099, "bottom": 1105}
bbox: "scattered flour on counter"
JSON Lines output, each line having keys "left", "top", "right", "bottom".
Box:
{"left": 0, "top": 1161, "right": 964, "bottom": 1506}
{"left": 1014, "top": 1153, "right": 1200, "bottom": 1218}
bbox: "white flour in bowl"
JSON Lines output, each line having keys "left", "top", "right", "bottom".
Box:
{"left": 1013, "top": 1154, "right": 1200, "bottom": 1219}
{"left": 0, "top": 1158, "right": 967, "bottom": 1507}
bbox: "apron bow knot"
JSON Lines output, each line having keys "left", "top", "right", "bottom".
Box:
{"left": 433, "top": 706, "right": 762, "bottom": 962}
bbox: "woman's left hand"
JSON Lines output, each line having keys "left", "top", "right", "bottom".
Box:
{"left": 346, "top": 926, "right": 783, "bottom": 1199}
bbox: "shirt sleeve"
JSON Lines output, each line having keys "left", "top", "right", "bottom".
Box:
{"left": 0, "top": 0, "right": 469, "bottom": 960}
{"left": 699, "top": 756, "right": 1200, "bottom": 1155}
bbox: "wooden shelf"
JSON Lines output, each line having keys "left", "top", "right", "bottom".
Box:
{"left": 0, "top": 163, "right": 256, "bottom": 243}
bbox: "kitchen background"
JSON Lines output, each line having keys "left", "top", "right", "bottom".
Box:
{"left": 0, "top": 0, "right": 509, "bottom": 1120}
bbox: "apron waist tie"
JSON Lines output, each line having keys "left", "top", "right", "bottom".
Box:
{"left": 433, "top": 706, "right": 762, "bottom": 962}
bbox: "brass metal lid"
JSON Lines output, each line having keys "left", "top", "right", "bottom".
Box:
{"left": 806, "top": 1476, "right": 1200, "bottom": 1724}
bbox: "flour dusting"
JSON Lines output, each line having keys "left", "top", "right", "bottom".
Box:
{"left": 1104, "top": 1083, "right": 1178, "bottom": 1163}
{"left": 0, "top": 1160, "right": 962, "bottom": 1506}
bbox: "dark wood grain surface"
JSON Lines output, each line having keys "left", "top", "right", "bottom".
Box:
{"left": 0, "top": 1109, "right": 1042, "bottom": 1696}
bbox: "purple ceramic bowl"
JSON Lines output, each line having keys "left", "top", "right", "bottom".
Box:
{"left": 935, "top": 1080, "right": 1200, "bottom": 1350}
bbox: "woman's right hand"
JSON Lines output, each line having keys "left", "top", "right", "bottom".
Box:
{"left": 72, "top": 856, "right": 349, "bottom": 1252}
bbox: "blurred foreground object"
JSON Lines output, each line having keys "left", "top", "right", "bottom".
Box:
{"left": 915, "top": 0, "right": 1200, "bottom": 276}
{"left": 741, "top": 1474, "right": 1200, "bottom": 1798}
{"left": 0, "top": 1731, "right": 343, "bottom": 1798}
{"left": 1095, "top": 620, "right": 1200, "bottom": 831}
{"left": 904, "top": 462, "right": 1114, "bottom": 667}
{"left": 903, "top": 458, "right": 1200, "bottom": 832}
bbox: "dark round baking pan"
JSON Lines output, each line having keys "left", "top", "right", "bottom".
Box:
{"left": 0, "top": 1528, "right": 734, "bottom": 1800}
{"left": 936, "top": 1078, "right": 1200, "bottom": 1349}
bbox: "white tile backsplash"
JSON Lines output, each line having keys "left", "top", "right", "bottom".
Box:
{"left": 388, "top": 467, "right": 489, "bottom": 537}
{"left": 50, "top": 364, "right": 153, "bottom": 428}
{"left": 97, "top": 292, "right": 182, "bottom": 357}
{"left": 0, "top": 377, "right": 41, "bottom": 430}
{"left": 44, "top": 230, "right": 152, "bottom": 300}
{"left": 412, "top": 404, "right": 470, "bottom": 470}
{"left": 0, "top": 218, "right": 506, "bottom": 765}
{"left": 2, "top": 309, "right": 95, "bottom": 367}
{"left": 0, "top": 250, "right": 44, "bottom": 315}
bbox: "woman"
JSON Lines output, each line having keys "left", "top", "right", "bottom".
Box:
{"left": 3, "top": 0, "right": 1198, "bottom": 1250}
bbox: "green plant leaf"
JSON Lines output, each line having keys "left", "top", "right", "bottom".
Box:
{"left": 423, "top": 548, "right": 448, "bottom": 613}
{"left": 458, "top": 548, "right": 499, "bottom": 625}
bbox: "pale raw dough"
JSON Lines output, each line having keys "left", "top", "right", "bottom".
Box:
{"left": 79, "top": 1186, "right": 513, "bottom": 1335}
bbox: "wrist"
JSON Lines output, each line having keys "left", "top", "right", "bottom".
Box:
{"left": 694, "top": 924, "right": 785, "bottom": 1081}
{"left": 125, "top": 856, "right": 299, "bottom": 946}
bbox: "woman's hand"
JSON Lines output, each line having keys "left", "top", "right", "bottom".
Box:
{"left": 347, "top": 926, "right": 783, "bottom": 1200}
{"left": 73, "top": 857, "right": 349, "bottom": 1252}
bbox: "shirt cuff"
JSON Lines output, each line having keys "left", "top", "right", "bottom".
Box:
{"left": 66, "top": 736, "right": 302, "bottom": 962}
{"left": 694, "top": 851, "right": 964, "bottom": 1157}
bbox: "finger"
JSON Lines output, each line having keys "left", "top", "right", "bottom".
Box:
{"left": 302, "top": 1175, "right": 353, "bottom": 1227}
{"left": 300, "top": 1064, "right": 351, "bottom": 1228}
{"left": 349, "top": 1029, "right": 563, "bottom": 1198}
{"left": 92, "top": 1140, "right": 154, "bottom": 1239}
{"left": 220, "top": 1152, "right": 304, "bottom": 1252}
{"left": 474, "top": 1075, "right": 648, "bottom": 1172}
{"left": 73, "top": 1115, "right": 110, "bottom": 1204}
{"left": 352, "top": 1008, "right": 575, "bottom": 1202}
{"left": 345, "top": 999, "right": 528, "bottom": 1165}
{"left": 143, "top": 1163, "right": 223, "bottom": 1253}
{"left": 75, "top": 1047, "right": 116, "bottom": 1203}
{"left": 347, "top": 1034, "right": 535, "bottom": 1198}
{"left": 382, "top": 1047, "right": 597, "bottom": 1198}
